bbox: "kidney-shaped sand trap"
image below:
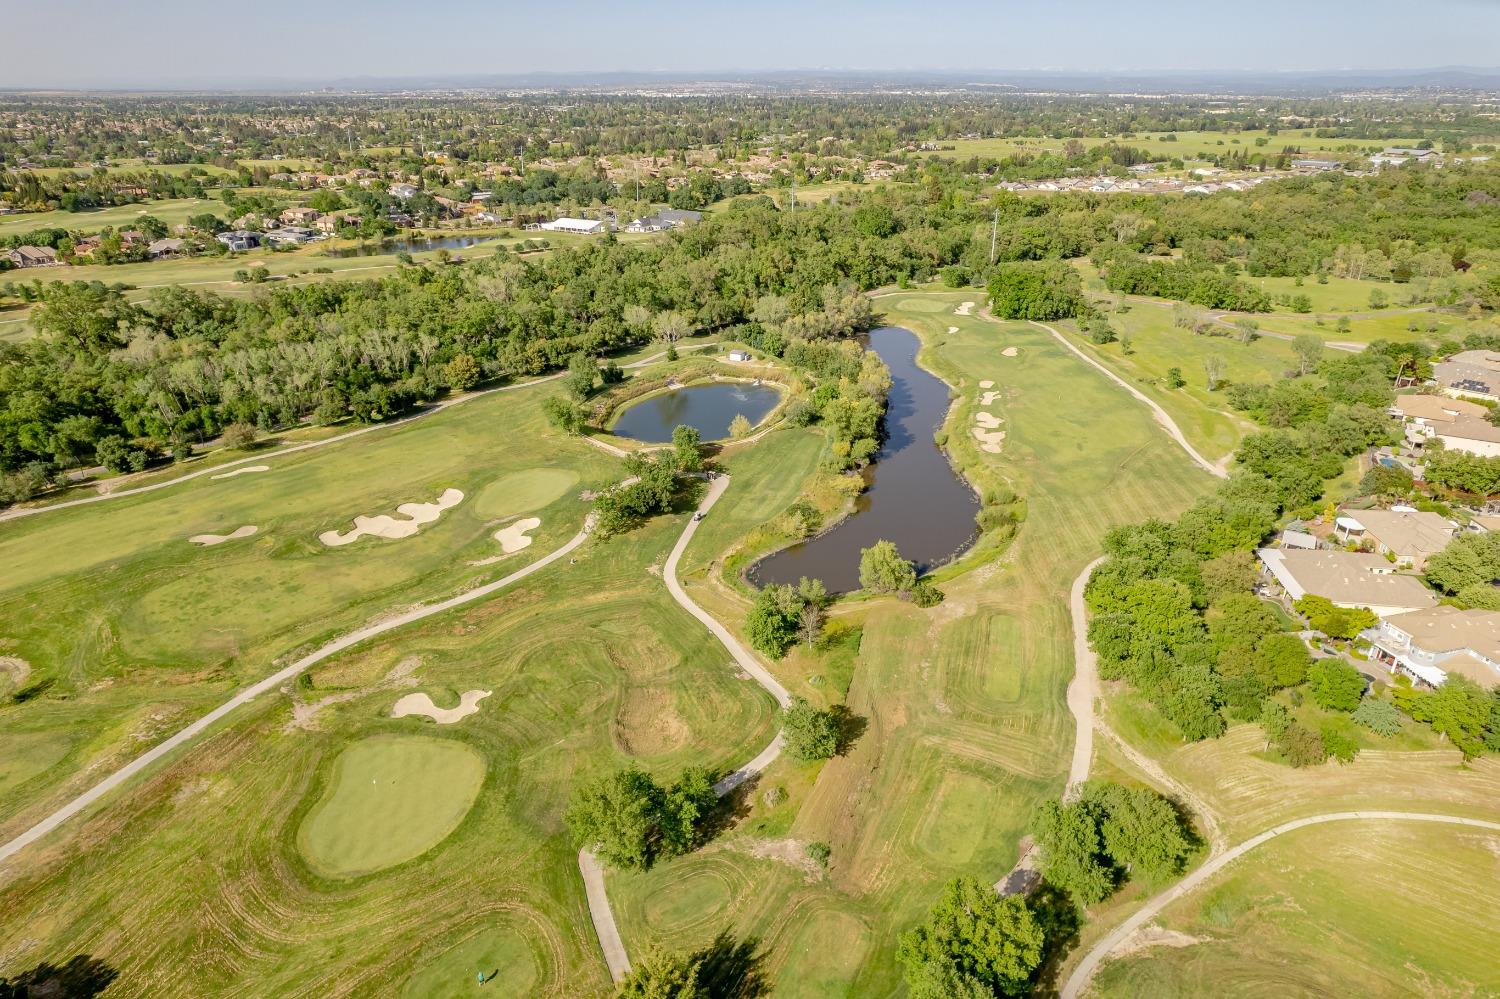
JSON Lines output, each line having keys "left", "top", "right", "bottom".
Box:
{"left": 189, "top": 525, "right": 258, "bottom": 546}
{"left": 493, "top": 517, "right": 542, "bottom": 553}
{"left": 392, "top": 690, "right": 492, "bottom": 724}
{"left": 1002, "top": 346, "right": 1020, "bottom": 357}
{"left": 979, "top": 391, "right": 1001, "bottom": 407}
{"left": 954, "top": 301, "right": 976, "bottom": 316}
{"left": 319, "top": 488, "right": 464, "bottom": 547}
{"left": 211, "top": 465, "right": 270, "bottom": 480}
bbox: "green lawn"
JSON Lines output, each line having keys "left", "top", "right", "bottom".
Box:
{"left": 1090, "top": 820, "right": 1500, "bottom": 998}
{"left": 0, "top": 190, "right": 293, "bottom": 240}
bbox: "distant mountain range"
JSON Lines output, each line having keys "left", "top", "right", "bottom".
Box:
{"left": 7, "top": 67, "right": 1500, "bottom": 96}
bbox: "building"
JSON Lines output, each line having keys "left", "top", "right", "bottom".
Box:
{"left": 1368, "top": 606, "right": 1500, "bottom": 689}
{"left": 1291, "top": 158, "right": 1340, "bottom": 171}
{"left": 625, "top": 207, "right": 702, "bottom": 232}
{"left": 1430, "top": 350, "right": 1500, "bottom": 402}
{"left": 4, "top": 245, "right": 59, "bottom": 267}
{"left": 280, "top": 206, "right": 322, "bottom": 225}
{"left": 1333, "top": 508, "right": 1458, "bottom": 570}
{"left": 216, "top": 230, "right": 263, "bottom": 251}
{"left": 1279, "top": 530, "right": 1319, "bottom": 550}
{"left": 1257, "top": 548, "right": 1438, "bottom": 617}
{"left": 539, "top": 217, "right": 605, "bottom": 234}
{"left": 388, "top": 183, "right": 419, "bottom": 200}
{"left": 727, "top": 349, "right": 751, "bottom": 362}
{"left": 264, "top": 226, "right": 317, "bottom": 245}
{"left": 146, "top": 237, "right": 185, "bottom": 259}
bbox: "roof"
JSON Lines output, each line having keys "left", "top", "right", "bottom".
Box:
{"left": 1258, "top": 548, "right": 1437, "bottom": 611}
{"left": 1340, "top": 509, "right": 1456, "bottom": 556}
{"left": 1470, "top": 514, "right": 1500, "bottom": 533}
{"left": 1436, "top": 415, "right": 1500, "bottom": 446}
{"left": 1383, "top": 604, "right": 1500, "bottom": 668}
{"left": 1393, "top": 394, "right": 1487, "bottom": 423}
{"left": 657, "top": 208, "right": 702, "bottom": 223}
{"left": 1280, "top": 530, "right": 1318, "bottom": 549}
{"left": 147, "top": 237, "right": 184, "bottom": 252}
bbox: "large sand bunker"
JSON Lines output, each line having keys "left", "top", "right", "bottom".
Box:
{"left": 212, "top": 465, "right": 269, "bottom": 480}
{"left": 189, "top": 525, "right": 258, "bottom": 546}
{"left": 1002, "top": 346, "right": 1020, "bottom": 357}
{"left": 972, "top": 427, "right": 1007, "bottom": 454}
{"left": 319, "top": 488, "right": 464, "bottom": 547}
{"left": 494, "top": 517, "right": 542, "bottom": 553}
{"left": 391, "top": 690, "right": 491, "bottom": 724}
{"left": 954, "top": 301, "right": 976, "bottom": 316}
{"left": 974, "top": 412, "right": 1003, "bottom": 429}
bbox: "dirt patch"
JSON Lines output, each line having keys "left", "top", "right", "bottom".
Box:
{"left": 319, "top": 488, "right": 464, "bottom": 546}
{"left": 1114, "top": 925, "right": 1208, "bottom": 959}
{"left": 189, "top": 525, "right": 258, "bottom": 546}
{"left": 954, "top": 301, "right": 976, "bottom": 316}
{"left": 0, "top": 655, "right": 31, "bottom": 694}
{"left": 614, "top": 688, "right": 690, "bottom": 755}
{"left": 391, "top": 689, "right": 491, "bottom": 724}
{"left": 286, "top": 655, "right": 422, "bottom": 732}
{"left": 211, "top": 465, "right": 270, "bottom": 480}
{"left": 727, "top": 837, "right": 823, "bottom": 880}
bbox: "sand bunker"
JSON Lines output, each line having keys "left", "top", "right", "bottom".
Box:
{"left": 391, "top": 689, "right": 491, "bottom": 724}
{"left": 0, "top": 655, "right": 30, "bottom": 692}
{"left": 212, "top": 465, "right": 270, "bottom": 480}
{"left": 954, "top": 301, "right": 976, "bottom": 316}
{"left": 947, "top": 326, "right": 959, "bottom": 334}
{"left": 494, "top": 517, "right": 541, "bottom": 553}
{"left": 974, "top": 412, "right": 1003, "bottom": 429}
{"left": 971, "top": 427, "right": 1007, "bottom": 454}
{"left": 189, "top": 525, "right": 258, "bottom": 546}
{"left": 979, "top": 391, "right": 1001, "bottom": 407}
{"left": 979, "top": 380, "right": 994, "bottom": 388}
{"left": 1002, "top": 346, "right": 1020, "bottom": 357}
{"left": 319, "top": 488, "right": 464, "bottom": 547}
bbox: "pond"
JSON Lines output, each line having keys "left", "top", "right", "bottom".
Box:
{"left": 749, "top": 326, "right": 979, "bottom": 594}
{"left": 610, "top": 382, "right": 782, "bottom": 444}
{"left": 321, "top": 235, "right": 491, "bottom": 258}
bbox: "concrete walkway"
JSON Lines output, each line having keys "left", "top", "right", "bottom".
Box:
{"left": 0, "top": 342, "right": 719, "bottom": 525}
{"left": 0, "top": 519, "right": 594, "bottom": 867}
{"left": 1060, "top": 811, "right": 1500, "bottom": 999}
{"left": 1026, "top": 320, "right": 1230, "bottom": 479}
{"left": 578, "top": 473, "right": 790, "bottom": 983}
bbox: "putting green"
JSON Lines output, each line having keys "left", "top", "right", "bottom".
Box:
{"left": 916, "top": 771, "right": 995, "bottom": 865}
{"left": 400, "top": 925, "right": 538, "bottom": 998}
{"left": 297, "top": 735, "right": 485, "bottom": 878}
{"left": 472, "top": 468, "right": 579, "bottom": 519}
{"left": 891, "top": 296, "right": 953, "bottom": 313}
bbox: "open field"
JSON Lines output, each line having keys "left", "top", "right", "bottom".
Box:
{"left": 604, "top": 290, "right": 1215, "bottom": 993}
{"left": 925, "top": 131, "right": 1445, "bottom": 164}
{"left": 1089, "top": 820, "right": 1500, "bottom": 998}
{"left": 0, "top": 190, "right": 294, "bottom": 240}
{"left": 0, "top": 371, "right": 624, "bottom": 840}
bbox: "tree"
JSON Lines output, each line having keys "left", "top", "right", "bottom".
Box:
{"left": 1295, "top": 594, "right": 1376, "bottom": 640}
{"left": 780, "top": 697, "right": 840, "bottom": 761}
{"left": 1359, "top": 463, "right": 1414, "bottom": 501}
{"left": 1412, "top": 676, "right": 1493, "bottom": 757}
{"left": 661, "top": 766, "right": 718, "bottom": 857}
{"left": 745, "top": 583, "right": 802, "bottom": 658}
{"left": 443, "top": 353, "right": 481, "bottom": 391}
{"left": 1307, "top": 657, "right": 1365, "bottom": 712}
{"left": 652, "top": 310, "right": 691, "bottom": 346}
{"left": 543, "top": 396, "right": 587, "bottom": 434}
{"left": 1279, "top": 721, "right": 1328, "bottom": 767}
{"left": 220, "top": 422, "right": 258, "bottom": 450}
{"left": 565, "top": 353, "right": 597, "bottom": 400}
{"left": 671, "top": 425, "right": 702, "bottom": 472}
{"left": 307, "top": 190, "right": 346, "bottom": 213}
{"left": 1257, "top": 632, "right": 1312, "bottom": 688}
{"left": 601, "top": 360, "right": 625, "bottom": 385}
{"left": 1352, "top": 698, "right": 1402, "bottom": 736}
{"left": 987, "top": 261, "right": 1084, "bottom": 321}
{"left": 1165, "top": 367, "right": 1186, "bottom": 389}
{"left": 1203, "top": 355, "right": 1226, "bottom": 391}
{"left": 93, "top": 435, "right": 137, "bottom": 474}
{"left": 728, "top": 413, "right": 753, "bottom": 439}
{"left": 616, "top": 949, "right": 705, "bottom": 999}
{"left": 1234, "top": 317, "right": 1259, "bottom": 344}
{"left": 1425, "top": 532, "right": 1500, "bottom": 595}
{"left": 1080, "top": 782, "right": 1193, "bottom": 881}
{"left": 1291, "top": 333, "right": 1323, "bottom": 375}
{"left": 566, "top": 766, "right": 666, "bottom": 871}
{"left": 32, "top": 282, "right": 135, "bottom": 352}
{"left": 859, "top": 540, "right": 918, "bottom": 596}
{"left": 896, "top": 878, "right": 1044, "bottom": 999}
{"left": 1032, "top": 799, "right": 1114, "bottom": 905}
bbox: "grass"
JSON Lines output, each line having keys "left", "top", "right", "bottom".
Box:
{"left": 1089, "top": 820, "right": 1500, "bottom": 998}
{"left": 605, "top": 289, "right": 1216, "bottom": 993}
{"left": 0, "top": 190, "right": 293, "bottom": 240}
{"left": 297, "top": 734, "right": 486, "bottom": 878}
{"left": 926, "top": 131, "right": 1440, "bottom": 164}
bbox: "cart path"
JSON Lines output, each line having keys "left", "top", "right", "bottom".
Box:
{"left": 578, "top": 473, "right": 789, "bottom": 983}
{"left": 0, "top": 342, "right": 719, "bottom": 524}
{"left": 1060, "top": 811, "right": 1500, "bottom": 999}
{"left": 0, "top": 517, "right": 594, "bottom": 867}
{"left": 1063, "top": 557, "right": 1107, "bottom": 798}
{"left": 1022, "top": 318, "right": 1230, "bottom": 479}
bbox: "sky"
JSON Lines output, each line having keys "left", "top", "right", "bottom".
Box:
{"left": 4, "top": 0, "right": 1499, "bottom": 88}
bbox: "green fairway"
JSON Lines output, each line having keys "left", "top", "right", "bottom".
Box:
{"left": 0, "top": 191, "right": 293, "bottom": 240}
{"left": 401, "top": 923, "right": 541, "bottom": 997}
{"left": 298, "top": 735, "right": 486, "bottom": 878}
{"left": 1089, "top": 821, "right": 1500, "bottom": 998}
{"left": 928, "top": 131, "right": 1439, "bottom": 164}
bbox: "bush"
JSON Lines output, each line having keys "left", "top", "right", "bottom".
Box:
{"left": 1279, "top": 721, "right": 1328, "bottom": 767}
{"left": 806, "top": 841, "right": 831, "bottom": 868}
{"left": 219, "top": 422, "right": 258, "bottom": 450}
{"left": 780, "top": 696, "right": 840, "bottom": 761}
{"left": 1320, "top": 717, "right": 1360, "bottom": 763}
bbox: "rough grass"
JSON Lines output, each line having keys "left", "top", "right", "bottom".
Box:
{"left": 1089, "top": 821, "right": 1500, "bottom": 998}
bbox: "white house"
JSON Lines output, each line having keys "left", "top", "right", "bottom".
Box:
{"left": 539, "top": 217, "right": 605, "bottom": 234}
{"left": 1257, "top": 548, "right": 1438, "bottom": 618}
{"left": 1367, "top": 606, "right": 1500, "bottom": 689}
{"left": 727, "top": 349, "right": 751, "bottom": 362}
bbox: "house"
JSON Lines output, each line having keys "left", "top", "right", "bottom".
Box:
{"left": 388, "top": 183, "right": 418, "bottom": 200}
{"left": 146, "top": 237, "right": 185, "bottom": 259}
{"left": 216, "top": 230, "right": 263, "bottom": 251}
{"left": 280, "top": 206, "right": 321, "bottom": 225}
{"left": 1257, "top": 548, "right": 1438, "bottom": 618}
{"left": 539, "top": 217, "right": 605, "bottom": 234}
{"left": 1332, "top": 508, "right": 1457, "bottom": 570}
{"left": 4, "top": 245, "right": 59, "bottom": 267}
{"left": 1467, "top": 514, "right": 1500, "bottom": 534}
{"left": 1279, "top": 530, "right": 1319, "bottom": 550}
{"left": 264, "top": 226, "right": 317, "bottom": 245}
{"left": 1291, "top": 158, "right": 1340, "bottom": 171}
{"left": 1430, "top": 350, "right": 1500, "bottom": 402}
{"left": 656, "top": 208, "right": 701, "bottom": 226}
{"left": 1367, "top": 606, "right": 1500, "bottom": 689}
{"left": 727, "top": 349, "right": 752, "bottom": 362}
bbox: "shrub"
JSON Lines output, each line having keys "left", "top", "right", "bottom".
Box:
{"left": 1307, "top": 658, "right": 1365, "bottom": 712}
{"left": 1320, "top": 717, "right": 1360, "bottom": 763}
{"left": 1351, "top": 697, "right": 1402, "bottom": 736}
{"left": 219, "top": 422, "right": 258, "bottom": 450}
{"left": 1279, "top": 722, "right": 1328, "bottom": 767}
{"left": 780, "top": 696, "right": 840, "bottom": 761}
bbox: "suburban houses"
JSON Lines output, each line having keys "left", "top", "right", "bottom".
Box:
{"left": 215, "top": 230, "right": 263, "bottom": 251}
{"left": 3, "top": 245, "right": 58, "bottom": 267}
{"left": 1430, "top": 349, "right": 1500, "bottom": 401}
{"left": 1331, "top": 507, "right": 1458, "bottom": 570}
{"left": 1257, "top": 547, "right": 1439, "bottom": 617}
{"left": 1368, "top": 606, "right": 1500, "bottom": 689}
{"left": 624, "top": 207, "right": 702, "bottom": 232}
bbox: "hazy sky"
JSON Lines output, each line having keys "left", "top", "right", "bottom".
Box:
{"left": 4, "top": 0, "right": 1498, "bottom": 87}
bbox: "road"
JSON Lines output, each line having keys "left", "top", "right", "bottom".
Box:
{"left": 0, "top": 342, "right": 718, "bottom": 525}
{"left": 1026, "top": 320, "right": 1230, "bottom": 479}
{"left": 577, "top": 473, "right": 790, "bottom": 983}
{"left": 1060, "top": 811, "right": 1500, "bottom": 999}
{"left": 0, "top": 518, "right": 594, "bottom": 867}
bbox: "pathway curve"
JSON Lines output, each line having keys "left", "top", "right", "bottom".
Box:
{"left": 1024, "top": 319, "right": 1229, "bottom": 479}
{"left": 578, "top": 473, "right": 791, "bottom": 983}
{"left": 1063, "top": 557, "right": 1107, "bottom": 799}
{"left": 0, "top": 342, "right": 719, "bottom": 525}
{"left": 1060, "top": 811, "right": 1500, "bottom": 999}
{"left": 0, "top": 519, "right": 594, "bottom": 866}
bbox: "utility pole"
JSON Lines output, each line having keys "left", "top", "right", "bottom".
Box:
{"left": 790, "top": 176, "right": 797, "bottom": 213}
{"left": 989, "top": 207, "right": 999, "bottom": 265}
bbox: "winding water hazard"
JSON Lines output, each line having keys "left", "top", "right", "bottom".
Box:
{"left": 750, "top": 326, "right": 978, "bottom": 593}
